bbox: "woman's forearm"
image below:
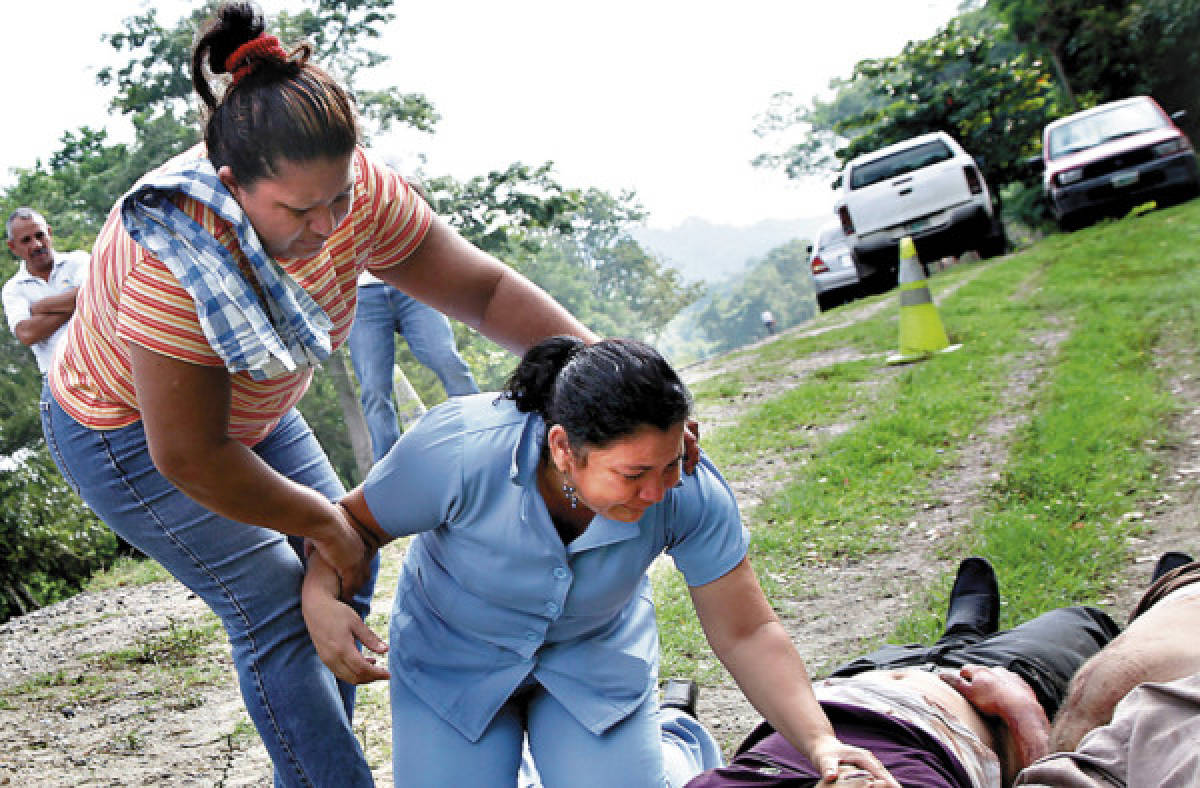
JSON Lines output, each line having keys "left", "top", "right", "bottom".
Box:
{"left": 715, "top": 620, "right": 837, "bottom": 756}
{"left": 154, "top": 433, "right": 340, "bottom": 539}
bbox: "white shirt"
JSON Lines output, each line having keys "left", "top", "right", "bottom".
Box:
{"left": 2, "top": 250, "right": 88, "bottom": 373}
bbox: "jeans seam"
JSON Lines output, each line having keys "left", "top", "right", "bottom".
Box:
{"left": 94, "top": 428, "right": 314, "bottom": 788}
{"left": 40, "top": 398, "right": 84, "bottom": 497}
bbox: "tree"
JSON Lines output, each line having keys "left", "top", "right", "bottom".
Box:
{"left": 427, "top": 168, "right": 703, "bottom": 352}
{"left": 986, "top": 0, "right": 1136, "bottom": 111}
{"left": 1125, "top": 0, "right": 1200, "bottom": 141}
{"left": 754, "top": 11, "right": 1063, "bottom": 230}
{"left": 686, "top": 239, "right": 817, "bottom": 357}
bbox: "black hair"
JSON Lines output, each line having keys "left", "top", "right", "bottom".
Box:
{"left": 191, "top": 1, "right": 359, "bottom": 186}
{"left": 503, "top": 337, "right": 692, "bottom": 453}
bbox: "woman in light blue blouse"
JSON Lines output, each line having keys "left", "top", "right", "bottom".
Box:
{"left": 302, "top": 337, "right": 898, "bottom": 788}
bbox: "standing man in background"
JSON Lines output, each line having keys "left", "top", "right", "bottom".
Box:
{"left": 347, "top": 176, "right": 480, "bottom": 461}
{"left": 3, "top": 208, "right": 88, "bottom": 375}
{"left": 761, "top": 309, "right": 777, "bottom": 336}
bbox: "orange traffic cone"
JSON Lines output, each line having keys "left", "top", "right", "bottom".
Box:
{"left": 887, "top": 237, "right": 961, "bottom": 365}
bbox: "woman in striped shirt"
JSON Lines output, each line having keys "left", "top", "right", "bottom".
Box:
{"left": 40, "top": 2, "right": 593, "bottom": 785}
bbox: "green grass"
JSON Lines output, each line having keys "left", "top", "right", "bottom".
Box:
{"left": 85, "top": 555, "right": 171, "bottom": 591}
{"left": 659, "top": 199, "right": 1200, "bottom": 677}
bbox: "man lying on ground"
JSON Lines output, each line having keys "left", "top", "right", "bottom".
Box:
{"left": 1014, "top": 551, "right": 1200, "bottom": 786}
{"left": 685, "top": 555, "right": 1128, "bottom": 787}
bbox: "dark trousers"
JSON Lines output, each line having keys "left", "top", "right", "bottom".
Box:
{"left": 829, "top": 605, "right": 1120, "bottom": 720}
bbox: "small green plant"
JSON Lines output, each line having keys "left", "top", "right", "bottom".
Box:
{"left": 90, "top": 619, "right": 221, "bottom": 669}
{"left": 110, "top": 729, "right": 145, "bottom": 753}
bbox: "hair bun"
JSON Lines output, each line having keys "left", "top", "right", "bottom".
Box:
{"left": 205, "top": 2, "right": 267, "bottom": 76}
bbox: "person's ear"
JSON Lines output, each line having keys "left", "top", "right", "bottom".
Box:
{"left": 217, "top": 165, "right": 244, "bottom": 201}
{"left": 547, "top": 425, "right": 572, "bottom": 473}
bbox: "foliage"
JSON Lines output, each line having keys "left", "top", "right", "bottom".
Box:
{"left": 836, "top": 18, "right": 1060, "bottom": 191}
{"left": 0, "top": 448, "right": 116, "bottom": 623}
{"left": 753, "top": 75, "right": 890, "bottom": 180}
{"left": 682, "top": 238, "right": 817, "bottom": 359}
{"left": 1124, "top": 0, "right": 1200, "bottom": 141}
{"left": 757, "top": 14, "right": 1061, "bottom": 201}
{"left": 986, "top": 0, "right": 1136, "bottom": 110}
{"left": 423, "top": 166, "right": 705, "bottom": 388}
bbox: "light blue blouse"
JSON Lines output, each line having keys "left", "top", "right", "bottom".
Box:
{"left": 361, "top": 393, "right": 749, "bottom": 742}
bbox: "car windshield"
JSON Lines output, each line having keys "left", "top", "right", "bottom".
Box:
{"left": 849, "top": 139, "right": 953, "bottom": 190}
{"left": 1047, "top": 101, "right": 1167, "bottom": 159}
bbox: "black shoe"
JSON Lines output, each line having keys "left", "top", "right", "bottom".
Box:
{"left": 661, "top": 678, "right": 698, "bottom": 718}
{"left": 1151, "top": 551, "right": 1194, "bottom": 583}
{"left": 943, "top": 557, "right": 1000, "bottom": 636}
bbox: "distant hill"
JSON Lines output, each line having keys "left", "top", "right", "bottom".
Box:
{"left": 632, "top": 215, "right": 830, "bottom": 283}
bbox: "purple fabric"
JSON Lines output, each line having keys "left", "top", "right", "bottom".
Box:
{"left": 685, "top": 702, "right": 973, "bottom": 788}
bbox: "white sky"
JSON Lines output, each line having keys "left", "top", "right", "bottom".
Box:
{"left": 1, "top": 0, "right": 961, "bottom": 229}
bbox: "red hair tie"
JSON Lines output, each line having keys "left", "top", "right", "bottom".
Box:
{"left": 226, "top": 34, "right": 290, "bottom": 86}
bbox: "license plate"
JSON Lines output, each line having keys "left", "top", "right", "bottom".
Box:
{"left": 1111, "top": 170, "right": 1139, "bottom": 188}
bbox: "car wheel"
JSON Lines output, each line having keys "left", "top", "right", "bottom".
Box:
{"left": 816, "top": 291, "right": 840, "bottom": 312}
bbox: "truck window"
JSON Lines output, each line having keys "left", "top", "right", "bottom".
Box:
{"left": 849, "top": 139, "right": 954, "bottom": 190}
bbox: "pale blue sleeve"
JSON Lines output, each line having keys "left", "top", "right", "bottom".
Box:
{"left": 664, "top": 455, "right": 751, "bottom": 588}
{"left": 359, "top": 399, "right": 465, "bottom": 538}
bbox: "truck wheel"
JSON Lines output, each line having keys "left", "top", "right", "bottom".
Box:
{"left": 980, "top": 222, "right": 1008, "bottom": 258}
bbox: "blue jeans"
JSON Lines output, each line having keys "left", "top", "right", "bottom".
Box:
{"left": 41, "top": 389, "right": 378, "bottom": 787}
{"left": 348, "top": 283, "right": 479, "bottom": 461}
{"left": 391, "top": 677, "right": 723, "bottom": 788}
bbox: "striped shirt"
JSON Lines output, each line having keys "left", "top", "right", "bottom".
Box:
{"left": 49, "top": 146, "right": 432, "bottom": 446}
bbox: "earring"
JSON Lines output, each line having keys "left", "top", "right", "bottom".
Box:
{"left": 561, "top": 480, "right": 579, "bottom": 509}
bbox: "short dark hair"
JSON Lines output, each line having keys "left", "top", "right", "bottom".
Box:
{"left": 191, "top": 1, "right": 359, "bottom": 186}
{"left": 503, "top": 337, "right": 692, "bottom": 453}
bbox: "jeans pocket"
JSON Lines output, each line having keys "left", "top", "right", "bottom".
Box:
{"left": 40, "top": 395, "right": 84, "bottom": 497}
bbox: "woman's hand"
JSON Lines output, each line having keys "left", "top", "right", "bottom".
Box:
{"left": 808, "top": 734, "right": 900, "bottom": 787}
{"left": 309, "top": 504, "right": 374, "bottom": 598}
{"left": 301, "top": 552, "right": 390, "bottom": 685}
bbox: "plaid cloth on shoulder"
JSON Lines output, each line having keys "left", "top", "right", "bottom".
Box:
{"left": 120, "top": 157, "right": 332, "bottom": 381}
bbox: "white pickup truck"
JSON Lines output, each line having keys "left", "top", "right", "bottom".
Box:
{"left": 833, "top": 131, "right": 1006, "bottom": 285}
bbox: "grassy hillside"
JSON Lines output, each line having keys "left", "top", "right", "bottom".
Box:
{"left": 657, "top": 197, "right": 1200, "bottom": 678}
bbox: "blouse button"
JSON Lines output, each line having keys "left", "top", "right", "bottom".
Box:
{"left": 553, "top": 567, "right": 568, "bottom": 580}
{"left": 525, "top": 631, "right": 539, "bottom": 641}
{"left": 545, "top": 602, "right": 559, "bottom": 615}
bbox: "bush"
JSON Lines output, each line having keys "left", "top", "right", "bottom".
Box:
{"left": 0, "top": 447, "right": 118, "bottom": 623}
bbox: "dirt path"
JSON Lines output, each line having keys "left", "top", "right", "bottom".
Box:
{"left": 3, "top": 266, "right": 1198, "bottom": 785}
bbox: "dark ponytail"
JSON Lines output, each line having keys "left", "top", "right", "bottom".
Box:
{"left": 192, "top": 1, "right": 359, "bottom": 185}
{"left": 503, "top": 337, "right": 692, "bottom": 451}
